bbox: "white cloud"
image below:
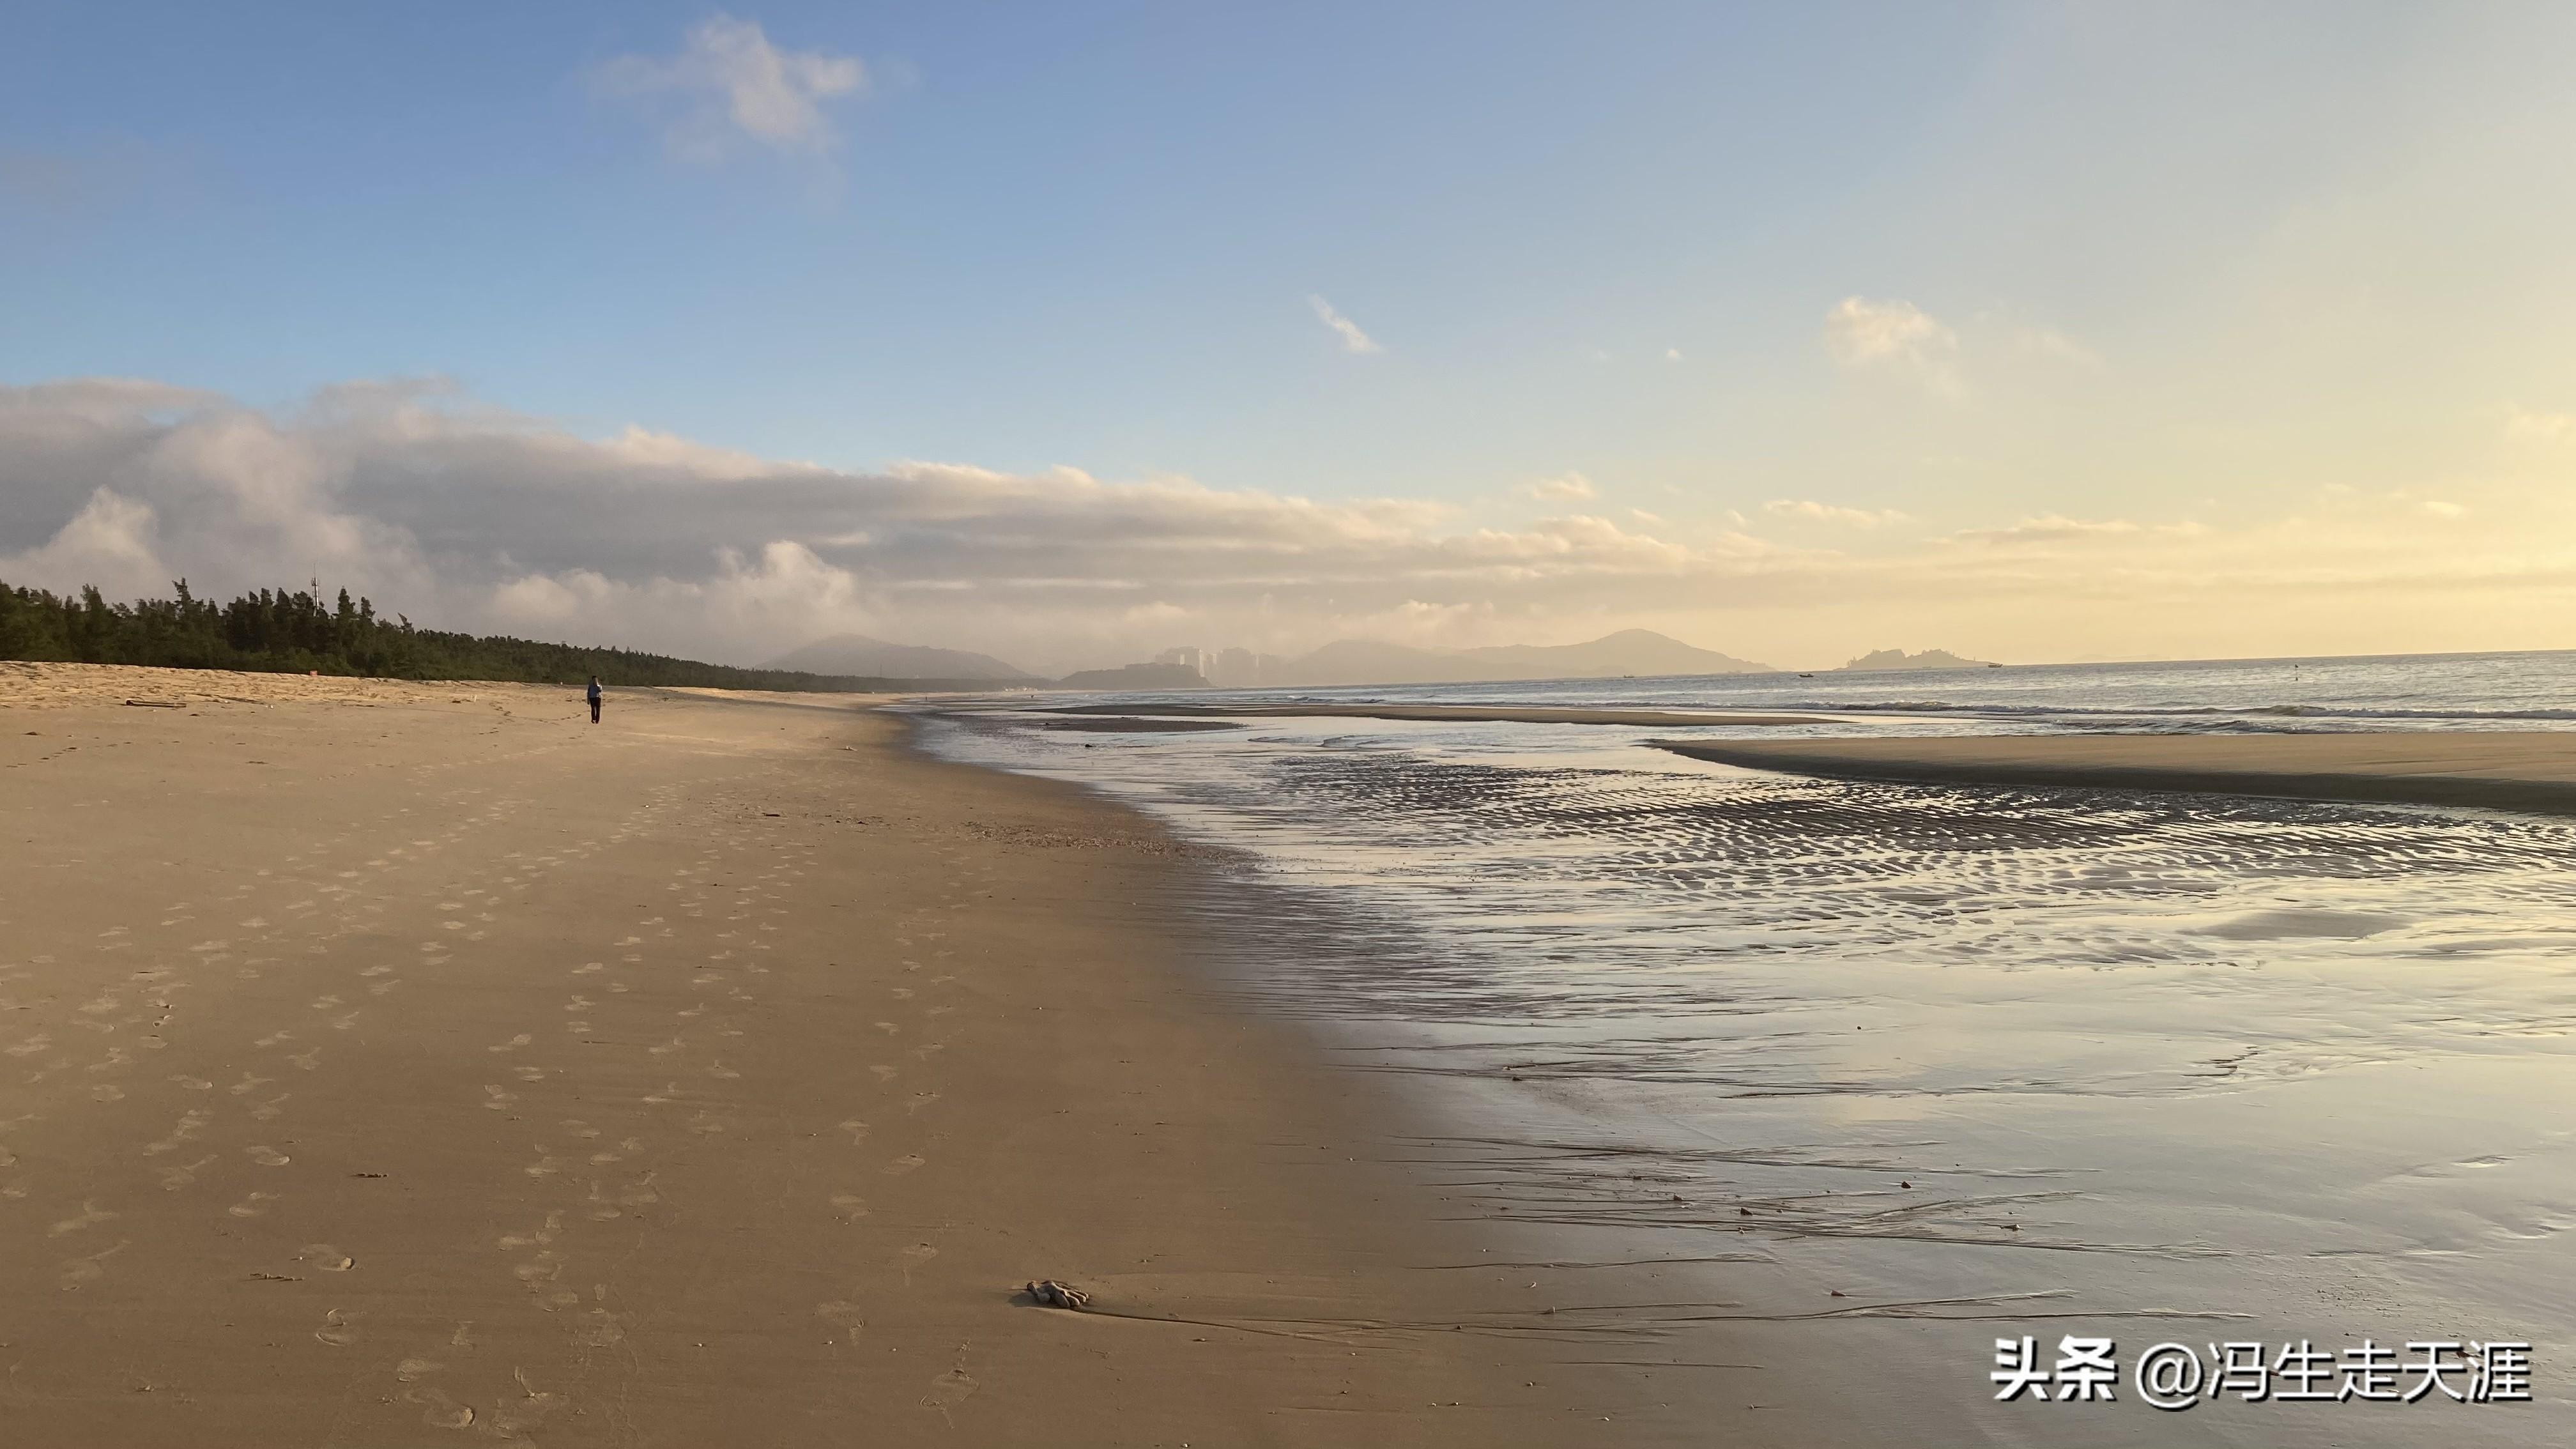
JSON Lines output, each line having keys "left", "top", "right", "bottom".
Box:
{"left": 6, "top": 377, "right": 2574, "bottom": 672}
{"left": 1664, "top": 347, "right": 1684, "bottom": 362}
{"left": 1823, "top": 296, "right": 1955, "bottom": 370}
{"left": 2504, "top": 406, "right": 2572, "bottom": 443}
{"left": 595, "top": 14, "right": 866, "bottom": 161}
{"left": 2421, "top": 500, "right": 2467, "bottom": 519}
{"left": 2014, "top": 326, "right": 2103, "bottom": 369}
{"left": 1, "top": 487, "right": 166, "bottom": 600}
{"left": 1308, "top": 295, "right": 1381, "bottom": 355}
{"left": 1765, "top": 499, "right": 1905, "bottom": 528}
{"left": 1941, "top": 514, "right": 2219, "bottom": 548}
{"left": 1520, "top": 471, "right": 1597, "bottom": 502}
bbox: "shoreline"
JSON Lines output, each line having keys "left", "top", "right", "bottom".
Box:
{"left": 1041, "top": 700, "right": 1831, "bottom": 727}
{"left": 0, "top": 663, "right": 1630, "bottom": 1446}
{"left": 1655, "top": 731, "right": 2576, "bottom": 815}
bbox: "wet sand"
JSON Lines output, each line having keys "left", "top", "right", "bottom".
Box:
{"left": 1660, "top": 730, "right": 2576, "bottom": 815}
{"left": 929, "top": 708, "right": 2576, "bottom": 1446}
{"left": 1048, "top": 701, "right": 1829, "bottom": 728}
{"left": 0, "top": 663, "right": 1646, "bottom": 1447}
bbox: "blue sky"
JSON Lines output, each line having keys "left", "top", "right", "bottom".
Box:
{"left": 5, "top": 4, "right": 2575, "bottom": 669}
{"left": 4, "top": 4, "right": 1981, "bottom": 487}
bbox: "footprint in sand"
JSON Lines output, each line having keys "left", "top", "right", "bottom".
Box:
{"left": 921, "top": 1348, "right": 978, "bottom": 1425}
{"left": 488, "top": 1034, "right": 532, "bottom": 1054}
{"left": 484, "top": 1086, "right": 518, "bottom": 1110}
{"left": 314, "top": 1308, "right": 358, "bottom": 1347}
{"left": 58, "top": 1241, "right": 128, "bottom": 1290}
{"left": 404, "top": 1388, "right": 476, "bottom": 1431}
{"left": 170, "top": 1074, "right": 213, "bottom": 1091}
{"left": 829, "top": 1192, "right": 869, "bottom": 1220}
{"left": 298, "top": 1243, "right": 356, "bottom": 1271}
{"left": 883, "top": 1154, "right": 926, "bottom": 1177}
{"left": 158, "top": 1155, "right": 217, "bottom": 1190}
{"left": 870, "top": 1065, "right": 898, "bottom": 1082}
{"left": 89, "top": 1085, "right": 125, "bottom": 1102}
{"left": 289, "top": 1048, "right": 323, "bottom": 1069}
{"left": 49, "top": 1200, "right": 117, "bottom": 1236}
{"left": 816, "top": 1300, "right": 865, "bottom": 1335}
{"left": 899, "top": 1243, "right": 939, "bottom": 1283}
{"left": 246, "top": 1146, "right": 291, "bottom": 1167}
{"left": 144, "top": 1110, "right": 212, "bottom": 1155}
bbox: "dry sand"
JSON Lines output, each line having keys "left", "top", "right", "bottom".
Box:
{"left": 1048, "top": 701, "right": 1828, "bottom": 728}
{"left": 1660, "top": 730, "right": 2576, "bottom": 815}
{"left": 0, "top": 663, "right": 1652, "bottom": 1447}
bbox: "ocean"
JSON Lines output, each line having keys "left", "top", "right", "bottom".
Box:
{"left": 914, "top": 650, "right": 2576, "bottom": 1445}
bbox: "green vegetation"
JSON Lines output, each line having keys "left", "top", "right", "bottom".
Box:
{"left": 0, "top": 577, "right": 919, "bottom": 691}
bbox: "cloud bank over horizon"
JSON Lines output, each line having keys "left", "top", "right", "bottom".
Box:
{"left": 2, "top": 376, "right": 2568, "bottom": 675}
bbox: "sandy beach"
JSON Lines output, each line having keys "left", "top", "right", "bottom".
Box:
{"left": 1659, "top": 730, "right": 2576, "bottom": 815}
{"left": 0, "top": 664, "right": 1642, "bottom": 1447}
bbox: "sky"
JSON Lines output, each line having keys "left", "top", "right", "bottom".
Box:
{"left": 5, "top": 1, "right": 2575, "bottom": 673}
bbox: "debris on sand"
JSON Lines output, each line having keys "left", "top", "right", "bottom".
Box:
{"left": 1023, "top": 1279, "right": 1091, "bottom": 1310}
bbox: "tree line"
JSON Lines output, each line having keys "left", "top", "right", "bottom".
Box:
{"left": 0, "top": 577, "right": 930, "bottom": 692}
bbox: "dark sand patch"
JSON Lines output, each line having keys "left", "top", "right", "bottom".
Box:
{"left": 1658, "top": 731, "right": 2576, "bottom": 816}
{"left": 1036, "top": 716, "right": 1247, "bottom": 733}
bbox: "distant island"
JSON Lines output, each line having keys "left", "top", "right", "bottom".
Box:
{"left": 765, "top": 632, "right": 1038, "bottom": 682}
{"left": 1839, "top": 648, "right": 1998, "bottom": 671}
{"left": 1057, "top": 662, "right": 1211, "bottom": 691}
{"left": 1070, "top": 629, "right": 1775, "bottom": 689}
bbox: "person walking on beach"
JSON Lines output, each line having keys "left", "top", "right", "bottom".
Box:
{"left": 586, "top": 676, "right": 603, "bottom": 724}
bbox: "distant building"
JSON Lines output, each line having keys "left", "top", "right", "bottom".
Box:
{"left": 1152, "top": 645, "right": 1205, "bottom": 675}
{"left": 1209, "top": 646, "right": 1261, "bottom": 687}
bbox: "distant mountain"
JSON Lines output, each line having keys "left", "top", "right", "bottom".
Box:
{"left": 1059, "top": 663, "right": 1209, "bottom": 690}
{"left": 1839, "top": 648, "right": 1997, "bottom": 671}
{"left": 1266, "top": 629, "right": 1773, "bottom": 687}
{"left": 766, "top": 633, "right": 1034, "bottom": 681}
{"left": 1453, "top": 629, "right": 1773, "bottom": 680}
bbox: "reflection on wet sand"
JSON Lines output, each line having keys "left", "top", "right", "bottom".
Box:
{"left": 926, "top": 708, "right": 2576, "bottom": 1445}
